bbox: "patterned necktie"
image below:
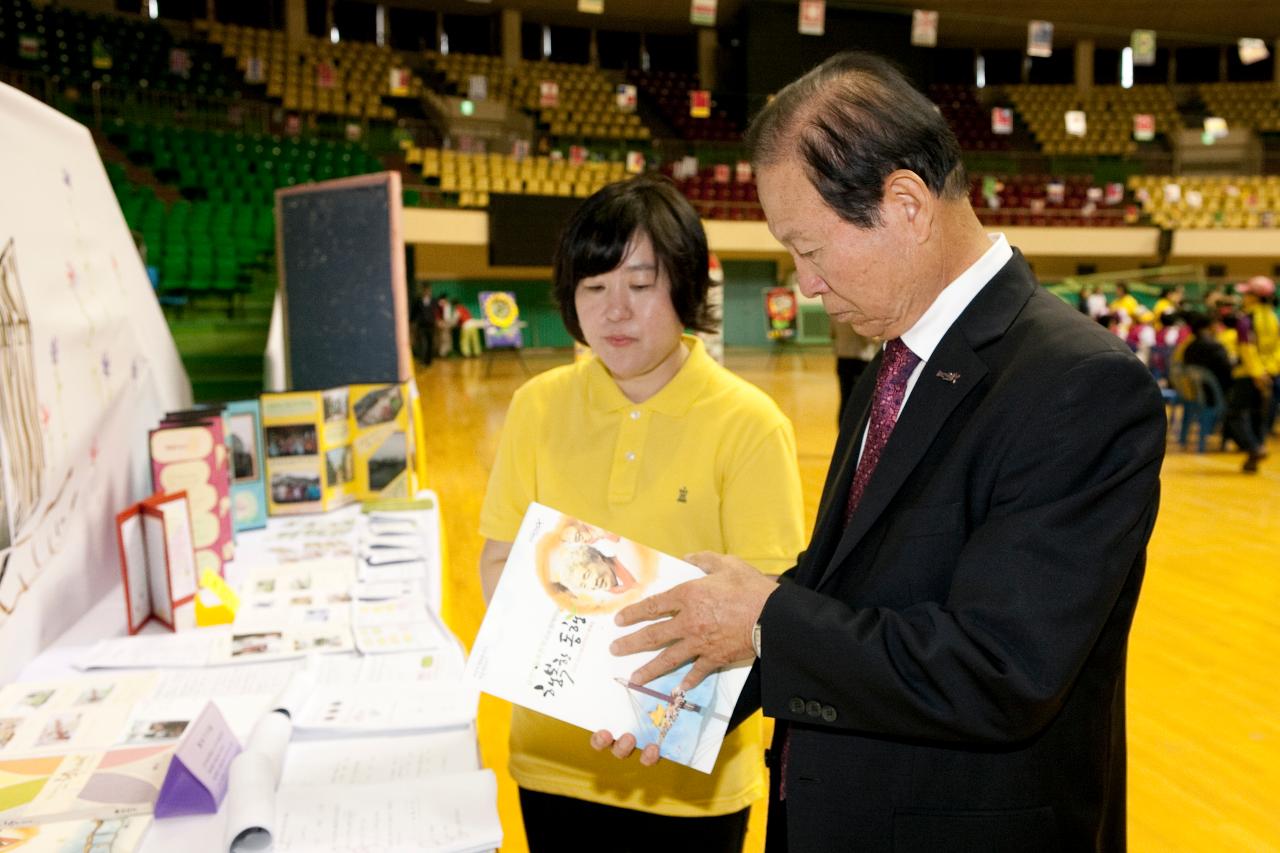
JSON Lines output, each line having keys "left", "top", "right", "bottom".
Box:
{"left": 779, "top": 339, "right": 921, "bottom": 803}
{"left": 844, "top": 338, "right": 920, "bottom": 524}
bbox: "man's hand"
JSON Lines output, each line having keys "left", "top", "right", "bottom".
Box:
{"left": 610, "top": 552, "right": 778, "bottom": 693}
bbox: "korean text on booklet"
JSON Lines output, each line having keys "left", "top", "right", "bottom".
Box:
{"left": 465, "top": 503, "right": 751, "bottom": 773}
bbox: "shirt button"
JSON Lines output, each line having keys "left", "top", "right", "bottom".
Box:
{"left": 625, "top": 451, "right": 636, "bottom": 461}
{"left": 630, "top": 410, "right": 641, "bottom": 420}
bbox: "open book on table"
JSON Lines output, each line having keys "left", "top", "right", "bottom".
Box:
{"left": 465, "top": 502, "right": 752, "bottom": 774}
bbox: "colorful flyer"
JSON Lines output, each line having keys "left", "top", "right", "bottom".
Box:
{"left": 690, "top": 0, "right": 716, "bottom": 26}
{"left": 991, "top": 107, "right": 1013, "bottom": 135}
{"left": 798, "top": 0, "right": 825, "bottom": 36}
{"left": 1027, "top": 19, "right": 1054, "bottom": 58}
{"left": 1133, "top": 113, "right": 1155, "bottom": 141}
{"left": 616, "top": 83, "right": 636, "bottom": 112}
{"left": 911, "top": 9, "right": 938, "bottom": 47}
{"left": 689, "top": 89, "right": 711, "bottom": 119}
{"left": 765, "top": 286, "right": 798, "bottom": 341}
{"left": 538, "top": 80, "right": 559, "bottom": 108}
{"left": 0, "top": 746, "right": 172, "bottom": 827}
{"left": 1131, "top": 29, "right": 1156, "bottom": 66}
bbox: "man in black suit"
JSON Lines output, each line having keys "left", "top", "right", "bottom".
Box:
{"left": 599, "top": 52, "right": 1166, "bottom": 851}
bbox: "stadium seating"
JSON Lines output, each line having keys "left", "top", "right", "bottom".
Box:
{"left": 426, "top": 51, "right": 651, "bottom": 142}
{"left": 969, "top": 173, "right": 1129, "bottom": 226}
{"left": 408, "top": 146, "right": 627, "bottom": 208}
{"left": 664, "top": 165, "right": 764, "bottom": 221}
{"left": 105, "top": 120, "right": 385, "bottom": 295}
{"left": 1199, "top": 82, "right": 1280, "bottom": 133}
{"left": 627, "top": 69, "right": 741, "bottom": 142}
{"left": 930, "top": 84, "right": 1014, "bottom": 151}
{"left": 0, "top": 0, "right": 241, "bottom": 97}
{"left": 201, "top": 21, "right": 427, "bottom": 119}
{"left": 1006, "top": 84, "right": 1182, "bottom": 155}
{"left": 1128, "top": 174, "right": 1280, "bottom": 228}
{"left": 112, "top": 121, "right": 382, "bottom": 200}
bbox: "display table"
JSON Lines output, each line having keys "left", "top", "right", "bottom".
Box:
{"left": 7, "top": 496, "right": 499, "bottom": 853}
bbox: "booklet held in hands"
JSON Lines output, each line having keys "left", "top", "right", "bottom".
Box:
{"left": 465, "top": 503, "right": 750, "bottom": 773}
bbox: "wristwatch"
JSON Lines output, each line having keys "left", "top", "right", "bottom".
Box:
{"left": 751, "top": 621, "right": 762, "bottom": 658}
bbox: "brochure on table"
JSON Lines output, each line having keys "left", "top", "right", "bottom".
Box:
{"left": 149, "top": 417, "right": 235, "bottom": 578}
{"left": 260, "top": 381, "right": 422, "bottom": 517}
{"left": 223, "top": 400, "right": 269, "bottom": 532}
{"left": 115, "top": 493, "right": 199, "bottom": 634}
{"left": 466, "top": 502, "right": 752, "bottom": 774}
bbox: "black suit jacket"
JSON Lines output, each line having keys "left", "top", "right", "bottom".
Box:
{"left": 733, "top": 251, "right": 1166, "bottom": 852}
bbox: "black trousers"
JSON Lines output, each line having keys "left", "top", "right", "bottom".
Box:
{"left": 519, "top": 787, "right": 750, "bottom": 853}
{"left": 1226, "top": 378, "right": 1265, "bottom": 454}
{"left": 764, "top": 741, "right": 789, "bottom": 853}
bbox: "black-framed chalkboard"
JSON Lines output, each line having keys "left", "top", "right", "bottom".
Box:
{"left": 276, "top": 172, "right": 410, "bottom": 390}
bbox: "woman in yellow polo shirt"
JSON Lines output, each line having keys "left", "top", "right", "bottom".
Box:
{"left": 478, "top": 174, "right": 805, "bottom": 851}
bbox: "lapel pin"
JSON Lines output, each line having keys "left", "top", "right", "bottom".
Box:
{"left": 935, "top": 370, "right": 961, "bottom": 384}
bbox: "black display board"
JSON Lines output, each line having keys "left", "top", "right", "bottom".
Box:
{"left": 276, "top": 172, "right": 410, "bottom": 389}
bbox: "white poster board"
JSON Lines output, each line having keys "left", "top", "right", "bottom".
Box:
{"left": 0, "top": 82, "right": 191, "bottom": 681}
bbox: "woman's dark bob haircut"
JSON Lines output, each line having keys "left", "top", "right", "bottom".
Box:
{"left": 552, "top": 173, "right": 715, "bottom": 345}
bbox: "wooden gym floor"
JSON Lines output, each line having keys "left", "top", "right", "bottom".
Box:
{"left": 420, "top": 348, "right": 1280, "bottom": 853}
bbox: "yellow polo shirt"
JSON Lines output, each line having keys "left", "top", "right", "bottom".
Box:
{"left": 1152, "top": 297, "right": 1176, "bottom": 329}
{"left": 1248, "top": 304, "right": 1279, "bottom": 375}
{"left": 1110, "top": 293, "right": 1141, "bottom": 318}
{"left": 479, "top": 335, "right": 805, "bottom": 817}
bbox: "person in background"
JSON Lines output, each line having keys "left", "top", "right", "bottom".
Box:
{"left": 1152, "top": 284, "right": 1184, "bottom": 330}
{"left": 831, "top": 321, "right": 878, "bottom": 421}
{"left": 1181, "top": 313, "right": 1234, "bottom": 402}
{"left": 1109, "top": 281, "right": 1142, "bottom": 318}
{"left": 1107, "top": 305, "right": 1133, "bottom": 343}
{"left": 477, "top": 173, "right": 805, "bottom": 853}
{"left": 409, "top": 281, "right": 435, "bottom": 365}
{"left": 435, "top": 293, "right": 457, "bottom": 358}
{"left": 1182, "top": 311, "right": 1266, "bottom": 471}
{"left": 452, "top": 301, "right": 477, "bottom": 357}
{"left": 1228, "top": 277, "right": 1275, "bottom": 469}
{"left": 1235, "top": 276, "right": 1278, "bottom": 435}
{"left": 1205, "top": 283, "right": 1236, "bottom": 316}
{"left": 1077, "top": 283, "right": 1095, "bottom": 316}
{"left": 1128, "top": 310, "right": 1158, "bottom": 366}
{"left": 1084, "top": 284, "right": 1109, "bottom": 323}
{"left": 457, "top": 301, "right": 482, "bottom": 358}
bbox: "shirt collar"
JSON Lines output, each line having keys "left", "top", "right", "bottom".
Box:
{"left": 901, "top": 233, "right": 1012, "bottom": 364}
{"left": 585, "top": 334, "right": 714, "bottom": 416}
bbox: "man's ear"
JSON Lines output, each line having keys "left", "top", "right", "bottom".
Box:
{"left": 883, "top": 170, "right": 934, "bottom": 244}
